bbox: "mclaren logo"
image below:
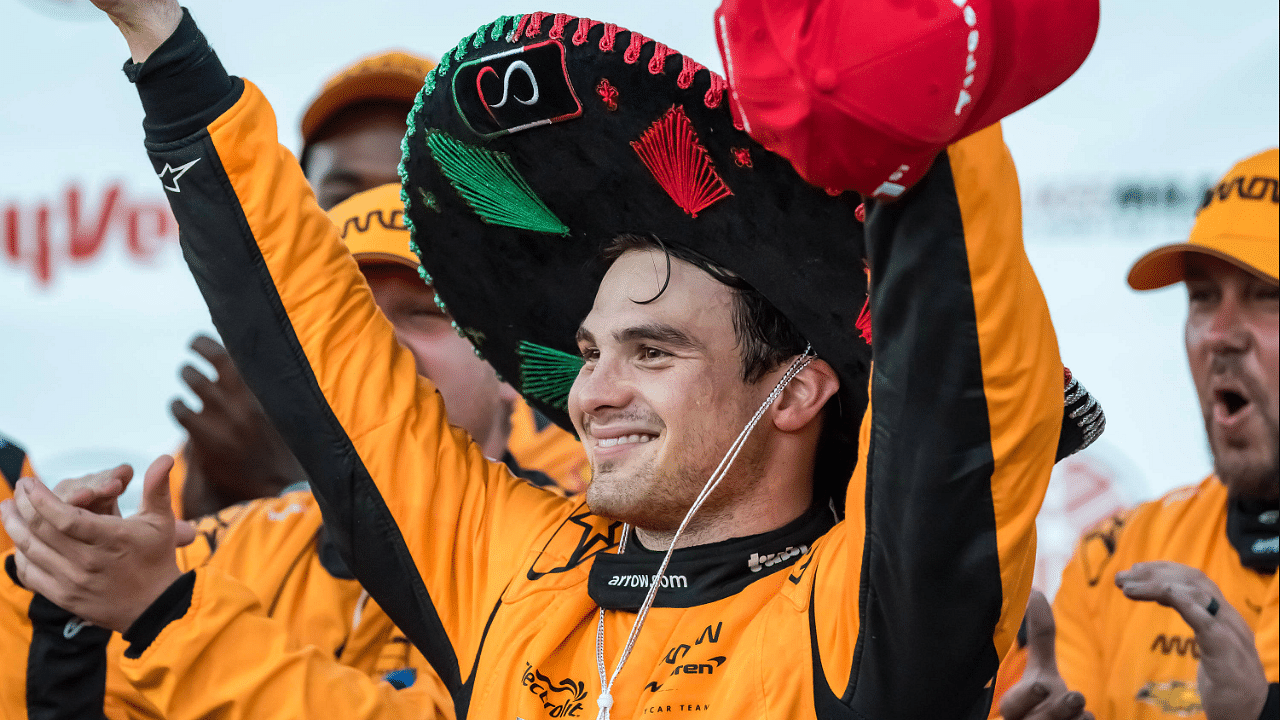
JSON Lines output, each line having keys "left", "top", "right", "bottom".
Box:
{"left": 1136, "top": 680, "right": 1201, "bottom": 715}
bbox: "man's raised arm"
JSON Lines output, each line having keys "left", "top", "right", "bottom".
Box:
{"left": 84, "top": 1, "right": 573, "bottom": 701}
{"left": 818, "top": 125, "right": 1062, "bottom": 718}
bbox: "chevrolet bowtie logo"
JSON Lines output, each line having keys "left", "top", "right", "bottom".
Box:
{"left": 157, "top": 158, "right": 201, "bottom": 193}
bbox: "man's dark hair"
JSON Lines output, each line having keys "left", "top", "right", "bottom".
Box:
{"left": 603, "top": 234, "right": 810, "bottom": 383}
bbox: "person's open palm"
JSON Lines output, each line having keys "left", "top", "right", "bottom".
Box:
{"left": 1117, "top": 562, "right": 1269, "bottom": 720}
{"left": 0, "top": 456, "right": 195, "bottom": 633}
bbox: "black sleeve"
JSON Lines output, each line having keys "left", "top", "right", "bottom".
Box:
{"left": 1261, "top": 683, "right": 1279, "bottom": 720}
{"left": 120, "top": 571, "right": 197, "bottom": 659}
{"left": 7, "top": 555, "right": 111, "bottom": 720}
{"left": 0, "top": 436, "right": 26, "bottom": 490}
{"left": 122, "top": 7, "right": 243, "bottom": 144}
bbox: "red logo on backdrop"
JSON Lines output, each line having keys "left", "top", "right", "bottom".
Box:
{"left": 3, "top": 182, "right": 177, "bottom": 286}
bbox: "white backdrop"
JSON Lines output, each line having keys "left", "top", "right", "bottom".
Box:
{"left": 2, "top": 0, "right": 1278, "bottom": 587}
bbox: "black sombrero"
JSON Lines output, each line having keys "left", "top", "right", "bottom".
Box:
{"left": 397, "top": 12, "right": 1105, "bottom": 509}
{"left": 398, "top": 12, "right": 871, "bottom": 507}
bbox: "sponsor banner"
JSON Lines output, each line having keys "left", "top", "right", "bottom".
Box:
{"left": 3, "top": 181, "right": 178, "bottom": 286}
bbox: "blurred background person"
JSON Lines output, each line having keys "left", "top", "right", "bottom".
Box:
{"left": 1000, "top": 149, "right": 1278, "bottom": 720}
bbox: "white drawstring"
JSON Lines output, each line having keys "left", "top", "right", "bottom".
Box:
{"left": 594, "top": 348, "right": 814, "bottom": 719}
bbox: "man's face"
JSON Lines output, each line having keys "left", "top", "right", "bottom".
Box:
{"left": 363, "top": 265, "right": 516, "bottom": 459}
{"left": 1184, "top": 254, "right": 1280, "bottom": 499}
{"left": 569, "top": 249, "right": 769, "bottom": 530}
{"left": 303, "top": 103, "right": 407, "bottom": 211}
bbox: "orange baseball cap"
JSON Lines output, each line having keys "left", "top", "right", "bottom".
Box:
{"left": 300, "top": 50, "right": 437, "bottom": 146}
{"left": 1128, "top": 148, "right": 1279, "bottom": 290}
{"left": 327, "top": 183, "right": 418, "bottom": 270}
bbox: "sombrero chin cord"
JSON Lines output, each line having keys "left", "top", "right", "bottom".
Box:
{"left": 593, "top": 347, "right": 815, "bottom": 719}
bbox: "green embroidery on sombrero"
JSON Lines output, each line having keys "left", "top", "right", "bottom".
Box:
{"left": 517, "top": 341, "right": 584, "bottom": 411}
{"left": 398, "top": 15, "right": 525, "bottom": 265}
{"left": 426, "top": 132, "right": 570, "bottom": 236}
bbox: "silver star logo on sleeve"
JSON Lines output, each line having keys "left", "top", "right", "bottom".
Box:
{"left": 157, "top": 158, "right": 202, "bottom": 193}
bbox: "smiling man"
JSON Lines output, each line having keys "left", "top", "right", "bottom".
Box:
{"left": 1, "top": 3, "right": 1100, "bottom": 719}
{"left": 1002, "top": 149, "right": 1279, "bottom": 720}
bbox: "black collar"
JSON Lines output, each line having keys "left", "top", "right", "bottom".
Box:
{"left": 588, "top": 502, "right": 836, "bottom": 611}
{"left": 1226, "top": 494, "right": 1279, "bottom": 572}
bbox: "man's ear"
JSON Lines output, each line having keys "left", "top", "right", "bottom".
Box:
{"left": 772, "top": 358, "right": 840, "bottom": 433}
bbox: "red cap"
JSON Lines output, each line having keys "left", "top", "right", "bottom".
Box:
{"left": 714, "top": 0, "right": 1098, "bottom": 197}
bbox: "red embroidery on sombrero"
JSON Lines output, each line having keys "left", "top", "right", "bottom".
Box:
{"left": 677, "top": 56, "right": 701, "bottom": 89}
{"left": 548, "top": 13, "right": 572, "bottom": 40}
{"left": 855, "top": 300, "right": 872, "bottom": 344}
{"left": 510, "top": 14, "right": 734, "bottom": 115}
{"left": 597, "top": 79, "right": 619, "bottom": 111}
{"left": 599, "top": 23, "right": 620, "bottom": 52}
{"left": 647, "top": 43, "right": 675, "bottom": 74}
{"left": 705, "top": 73, "right": 729, "bottom": 110}
{"left": 732, "top": 147, "right": 752, "bottom": 168}
{"left": 516, "top": 12, "right": 553, "bottom": 40}
{"left": 572, "top": 18, "right": 601, "bottom": 46}
{"left": 854, "top": 203, "right": 866, "bottom": 222}
{"left": 623, "top": 31, "right": 650, "bottom": 64}
{"left": 632, "top": 105, "right": 733, "bottom": 218}
{"left": 855, "top": 260, "right": 872, "bottom": 344}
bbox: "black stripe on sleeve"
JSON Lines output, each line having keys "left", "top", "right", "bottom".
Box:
{"left": 9, "top": 556, "right": 112, "bottom": 720}
{"left": 1260, "top": 683, "right": 1279, "bottom": 720}
{"left": 0, "top": 436, "right": 25, "bottom": 489}
{"left": 837, "top": 153, "right": 1003, "bottom": 719}
{"left": 146, "top": 133, "right": 464, "bottom": 704}
{"left": 121, "top": 570, "right": 196, "bottom": 659}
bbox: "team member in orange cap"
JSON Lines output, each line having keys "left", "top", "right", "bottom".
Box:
{"left": 300, "top": 50, "right": 437, "bottom": 211}
{"left": 1000, "top": 149, "right": 1279, "bottom": 720}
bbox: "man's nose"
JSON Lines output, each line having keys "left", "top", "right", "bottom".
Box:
{"left": 571, "top": 355, "right": 634, "bottom": 415}
{"left": 1205, "top": 290, "right": 1252, "bottom": 355}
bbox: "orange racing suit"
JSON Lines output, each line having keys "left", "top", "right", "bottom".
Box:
{"left": 110, "top": 12, "right": 1063, "bottom": 719}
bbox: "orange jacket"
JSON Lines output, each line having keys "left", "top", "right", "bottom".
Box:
{"left": 132, "top": 19, "right": 1063, "bottom": 714}
{"left": 167, "top": 394, "right": 587, "bottom": 522}
{"left": 508, "top": 398, "right": 589, "bottom": 495}
{"left": 1054, "top": 476, "right": 1279, "bottom": 719}
{"left": 1, "top": 490, "right": 453, "bottom": 720}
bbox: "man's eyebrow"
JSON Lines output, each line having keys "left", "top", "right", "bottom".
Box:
{"left": 575, "top": 326, "right": 595, "bottom": 345}
{"left": 615, "top": 323, "right": 703, "bottom": 351}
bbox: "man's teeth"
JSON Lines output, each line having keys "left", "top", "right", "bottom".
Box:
{"left": 598, "top": 434, "right": 653, "bottom": 448}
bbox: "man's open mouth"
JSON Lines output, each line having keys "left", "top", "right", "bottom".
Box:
{"left": 1215, "top": 388, "right": 1251, "bottom": 417}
